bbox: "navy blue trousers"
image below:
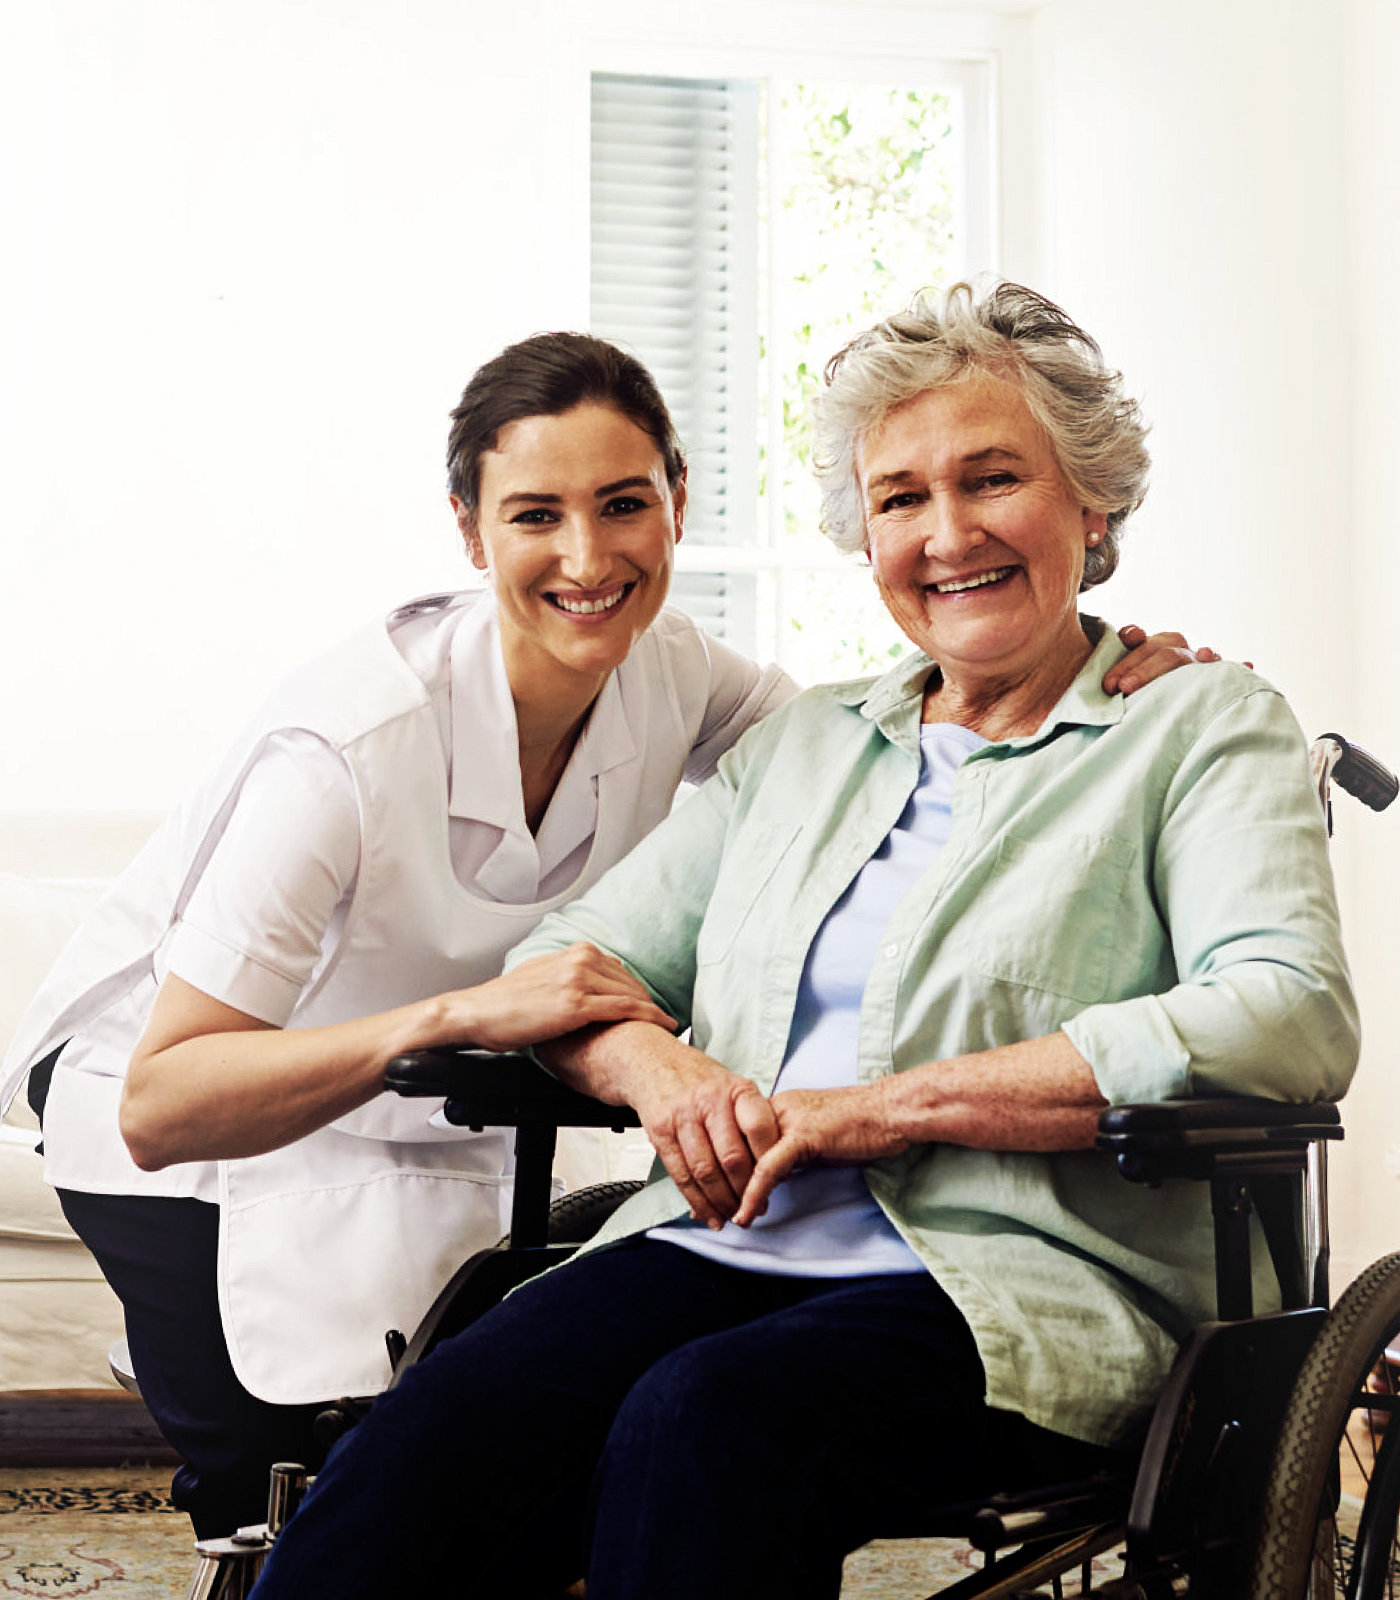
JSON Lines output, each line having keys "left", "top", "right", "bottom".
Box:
{"left": 31, "top": 1049, "right": 326, "bottom": 1537}
{"left": 57, "top": 1188, "right": 328, "bottom": 1538}
{"left": 250, "top": 1239, "right": 1115, "bottom": 1600}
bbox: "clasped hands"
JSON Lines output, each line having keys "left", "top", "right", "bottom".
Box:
{"left": 547, "top": 1023, "right": 905, "bottom": 1232}
{"left": 502, "top": 962, "right": 909, "bottom": 1228}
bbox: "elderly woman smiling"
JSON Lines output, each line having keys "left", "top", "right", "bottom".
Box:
{"left": 249, "top": 283, "right": 1358, "bottom": 1600}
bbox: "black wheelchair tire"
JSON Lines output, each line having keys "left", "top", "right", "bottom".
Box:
{"left": 536, "top": 1179, "right": 645, "bottom": 1245}
{"left": 1251, "top": 1251, "right": 1400, "bottom": 1599}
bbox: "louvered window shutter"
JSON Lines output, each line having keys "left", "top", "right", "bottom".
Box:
{"left": 590, "top": 72, "right": 760, "bottom": 651}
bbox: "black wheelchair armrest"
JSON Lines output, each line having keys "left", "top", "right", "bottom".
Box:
{"left": 384, "top": 1049, "right": 643, "bottom": 1249}
{"left": 1096, "top": 1098, "right": 1342, "bottom": 1185}
{"left": 1097, "top": 1098, "right": 1343, "bottom": 1319}
{"left": 384, "top": 1048, "right": 641, "bottom": 1133}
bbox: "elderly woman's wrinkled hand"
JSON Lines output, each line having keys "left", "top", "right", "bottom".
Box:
{"left": 732, "top": 1083, "right": 908, "bottom": 1230}
{"left": 542, "top": 1021, "right": 782, "bottom": 1229}
{"left": 626, "top": 1040, "right": 783, "bottom": 1229}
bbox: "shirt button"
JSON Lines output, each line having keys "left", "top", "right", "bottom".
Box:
{"left": 883, "top": 943, "right": 900, "bottom": 959}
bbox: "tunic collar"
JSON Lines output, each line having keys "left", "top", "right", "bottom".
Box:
{"left": 445, "top": 597, "right": 638, "bottom": 900}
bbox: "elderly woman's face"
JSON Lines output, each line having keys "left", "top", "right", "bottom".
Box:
{"left": 857, "top": 375, "right": 1107, "bottom": 688}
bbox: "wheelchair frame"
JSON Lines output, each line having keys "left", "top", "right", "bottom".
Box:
{"left": 182, "top": 734, "right": 1400, "bottom": 1599}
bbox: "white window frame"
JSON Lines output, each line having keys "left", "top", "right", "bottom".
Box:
{"left": 580, "top": 3, "right": 1034, "bottom": 670}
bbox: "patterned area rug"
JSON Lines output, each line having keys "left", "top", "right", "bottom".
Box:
{"left": 1, "top": 1468, "right": 1380, "bottom": 1598}
{"left": 24, "top": 1471, "right": 1377, "bottom": 1598}
{"left": 0, "top": 1467, "right": 1126, "bottom": 1598}
{"left": 0, "top": 1469, "right": 192, "bottom": 1599}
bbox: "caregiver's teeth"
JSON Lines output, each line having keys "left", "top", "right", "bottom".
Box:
{"left": 935, "top": 567, "right": 1012, "bottom": 594}
{"left": 555, "top": 588, "right": 627, "bottom": 614}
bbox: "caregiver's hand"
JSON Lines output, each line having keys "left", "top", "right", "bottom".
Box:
{"left": 543, "top": 1022, "right": 778, "bottom": 1228}
{"left": 1106, "top": 624, "right": 1222, "bottom": 696}
{"left": 447, "top": 944, "right": 678, "bottom": 1053}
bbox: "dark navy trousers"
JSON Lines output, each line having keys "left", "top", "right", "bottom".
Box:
{"left": 250, "top": 1239, "right": 1115, "bottom": 1600}
{"left": 57, "top": 1187, "right": 328, "bottom": 1538}
{"left": 31, "top": 1045, "right": 325, "bottom": 1538}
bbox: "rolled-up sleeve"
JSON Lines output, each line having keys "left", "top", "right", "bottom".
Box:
{"left": 1063, "top": 689, "right": 1359, "bottom": 1105}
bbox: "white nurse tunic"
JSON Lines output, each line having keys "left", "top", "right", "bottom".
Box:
{"left": 1, "top": 590, "right": 794, "bottom": 1402}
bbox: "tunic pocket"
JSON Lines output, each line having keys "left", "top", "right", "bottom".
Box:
{"left": 972, "top": 832, "right": 1136, "bottom": 1005}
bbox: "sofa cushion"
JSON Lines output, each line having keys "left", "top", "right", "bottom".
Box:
{"left": 0, "top": 872, "right": 107, "bottom": 1131}
{"left": 0, "top": 842, "right": 154, "bottom": 1392}
{"left": 0, "top": 1126, "right": 70, "bottom": 1239}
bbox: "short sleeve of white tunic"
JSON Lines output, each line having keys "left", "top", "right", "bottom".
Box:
{"left": 163, "top": 731, "right": 362, "bottom": 1026}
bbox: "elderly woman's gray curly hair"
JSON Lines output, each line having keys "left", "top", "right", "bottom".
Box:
{"left": 812, "top": 280, "right": 1151, "bottom": 590}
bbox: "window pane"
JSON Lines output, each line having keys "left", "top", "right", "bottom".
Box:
{"left": 766, "top": 81, "right": 961, "bottom": 567}
{"left": 778, "top": 566, "right": 910, "bottom": 684}
{"left": 590, "top": 69, "right": 973, "bottom": 679}
{"left": 590, "top": 73, "right": 759, "bottom": 550}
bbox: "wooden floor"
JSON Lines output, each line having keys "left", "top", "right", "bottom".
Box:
{"left": 1342, "top": 1408, "right": 1381, "bottom": 1499}
{"left": 0, "top": 1389, "right": 178, "bottom": 1467}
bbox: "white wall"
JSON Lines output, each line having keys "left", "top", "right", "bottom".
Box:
{"left": 1331, "top": 0, "right": 1400, "bottom": 1286}
{"left": 2, "top": 0, "right": 1395, "bottom": 1275}
{"left": 1026, "top": 0, "right": 1354, "bottom": 739}
{"left": 0, "top": 0, "right": 590, "bottom": 813}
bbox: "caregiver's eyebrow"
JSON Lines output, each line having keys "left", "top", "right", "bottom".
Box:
{"left": 594, "top": 477, "right": 655, "bottom": 497}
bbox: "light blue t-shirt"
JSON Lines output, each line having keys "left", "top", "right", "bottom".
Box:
{"left": 649, "top": 722, "right": 988, "bottom": 1276}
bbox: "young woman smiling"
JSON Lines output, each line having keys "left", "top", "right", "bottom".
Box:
{"left": 1, "top": 329, "right": 1212, "bottom": 1541}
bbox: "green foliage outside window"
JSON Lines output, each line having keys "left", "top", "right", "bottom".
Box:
{"left": 762, "top": 81, "right": 960, "bottom": 683}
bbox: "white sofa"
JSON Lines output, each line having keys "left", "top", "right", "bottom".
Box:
{"left": 0, "top": 813, "right": 158, "bottom": 1391}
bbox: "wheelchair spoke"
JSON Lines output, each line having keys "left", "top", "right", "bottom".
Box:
{"left": 1347, "top": 1401, "right": 1400, "bottom": 1599}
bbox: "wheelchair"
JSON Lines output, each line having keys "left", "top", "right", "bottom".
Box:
{"left": 183, "top": 733, "right": 1400, "bottom": 1600}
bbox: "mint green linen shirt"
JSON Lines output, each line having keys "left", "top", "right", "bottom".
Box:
{"left": 507, "top": 620, "right": 1358, "bottom": 1445}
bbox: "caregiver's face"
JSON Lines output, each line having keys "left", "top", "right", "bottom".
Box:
{"left": 858, "top": 374, "right": 1106, "bottom": 689}
{"left": 458, "top": 402, "right": 684, "bottom": 700}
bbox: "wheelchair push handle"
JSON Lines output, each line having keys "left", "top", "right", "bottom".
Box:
{"left": 1314, "top": 731, "right": 1399, "bottom": 814}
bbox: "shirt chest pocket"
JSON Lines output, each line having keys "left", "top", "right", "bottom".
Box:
{"left": 694, "top": 819, "right": 803, "bottom": 968}
{"left": 971, "top": 832, "right": 1137, "bottom": 1006}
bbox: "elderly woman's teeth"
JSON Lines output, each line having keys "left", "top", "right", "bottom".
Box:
{"left": 934, "top": 567, "right": 1013, "bottom": 594}
{"left": 552, "top": 587, "right": 630, "bottom": 614}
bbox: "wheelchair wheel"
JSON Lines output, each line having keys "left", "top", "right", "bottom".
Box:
{"left": 1252, "top": 1252, "right": 1400, "bottom": 1599}
{"left": 538, "top": 1179, "right": 645, "bottom": 1244}
{"left": 374, "top": 1179, "right": 647, "bottom": 1404}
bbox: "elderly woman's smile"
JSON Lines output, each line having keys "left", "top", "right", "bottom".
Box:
{"left": 858, "top": 375, "right": 1108, "bottom": 717}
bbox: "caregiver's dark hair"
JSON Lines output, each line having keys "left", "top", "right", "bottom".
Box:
{"left": 447, "top": 332, "right": 686, "bottom": 535}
